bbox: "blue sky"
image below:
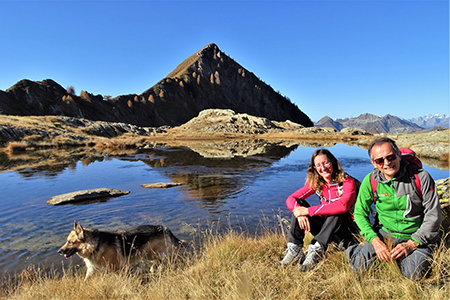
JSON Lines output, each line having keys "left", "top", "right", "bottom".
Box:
{"left": 0, "top": 0, "right": 448, "bottom": 122}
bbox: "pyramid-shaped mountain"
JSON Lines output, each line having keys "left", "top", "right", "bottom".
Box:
{"left": 0, "top": 43, "right": 313, "bottom": 128}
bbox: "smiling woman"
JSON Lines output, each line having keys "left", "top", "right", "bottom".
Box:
{"left": 278, "top": 149, "right": 359, "bottom": 272}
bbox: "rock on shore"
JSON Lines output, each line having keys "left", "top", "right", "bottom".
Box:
{"left": 46, "top": 188, "right": 130, "bottom": 205}
{"left": 141, "top": 182, "right": 183, "bottom": 188}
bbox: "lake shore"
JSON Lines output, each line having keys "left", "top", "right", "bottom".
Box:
{"left": 0, "top": 111, "right": 448, "bottom": 168}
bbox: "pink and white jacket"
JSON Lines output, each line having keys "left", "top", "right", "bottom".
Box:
{"left": 286, "top": 176, "right": 357, "bottom": 217}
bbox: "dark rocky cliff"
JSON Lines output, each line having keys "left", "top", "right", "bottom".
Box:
{"left": 0, "top": 43, "right": 313, "bottom": 128}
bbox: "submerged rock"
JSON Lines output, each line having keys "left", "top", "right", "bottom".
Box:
{"left": 141, "top": 182, "right": 183, "bottom": 189}
{"left": 46, "top": 188, "right": 130, "bottom": 205}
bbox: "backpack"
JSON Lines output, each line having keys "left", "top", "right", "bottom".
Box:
{"left": 370, "top": 147, "right": 423, "bottom": 202}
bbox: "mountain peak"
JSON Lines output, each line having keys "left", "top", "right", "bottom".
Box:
{"left": 0, "top": 44, "right": 313, "bottom": 128}
{"left": 408, "top": 114, "right": 450, "bottom": 129}
{"left": 316, "top": 114, "right": 423, "bottom": 134}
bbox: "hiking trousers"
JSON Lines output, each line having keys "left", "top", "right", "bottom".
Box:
{"left": 345, "top": 228, "right": 433, "bottom": 280}
{"left": 288, "top": 202, "right": 359, "bottom": 251}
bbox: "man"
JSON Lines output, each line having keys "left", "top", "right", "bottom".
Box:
{"left": 346, "top": 137, "right": 441, "bottom": 280}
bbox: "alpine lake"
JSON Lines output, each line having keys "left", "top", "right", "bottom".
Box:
{"left": 0, "top": 140, "right": 448, "bottom": 275}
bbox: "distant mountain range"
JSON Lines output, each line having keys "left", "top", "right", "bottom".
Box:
{"left": 408, "top": 114, "right": 449, "bottom": 129}
{"left": 315, "top": 114, "right": 433, "bottom": 134}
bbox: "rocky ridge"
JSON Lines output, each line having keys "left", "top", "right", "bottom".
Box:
{"left": 0, "top": 43, "right": 313, "bottom": 128}
{"left": 0, "top": 115, "right": 169, "bottom": 146}
{"left": 315, "top": 113, "right": 423, "bottom": 134}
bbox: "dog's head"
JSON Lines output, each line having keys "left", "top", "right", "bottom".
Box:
{"left": 58, "top": 221, "right": 86, "bottom": 258}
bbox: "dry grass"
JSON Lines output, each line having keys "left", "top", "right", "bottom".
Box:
{"left": 2, "top": 227, "right": 449, "bottom": 300}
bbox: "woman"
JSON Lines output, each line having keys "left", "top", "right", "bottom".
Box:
{"left": 278, "top": 149, "right": 359, "bottom": 271}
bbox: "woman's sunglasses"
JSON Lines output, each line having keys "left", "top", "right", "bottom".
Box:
{"left": 373, "top": 154, "right": 397, "bottom": 165}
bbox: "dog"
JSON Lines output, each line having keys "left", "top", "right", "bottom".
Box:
{"left": 58, "top": 221, "right": 182, "bottom": 279}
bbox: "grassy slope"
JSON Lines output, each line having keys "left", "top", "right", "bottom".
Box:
{"left": 2, "top": 228, "right": 450, "bottom": 300}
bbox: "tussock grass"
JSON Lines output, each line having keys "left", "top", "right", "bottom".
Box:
{"left": 5, "top": 141, "right": 29, "bottom": 152}
{"left": 2, "top": 227, "right": 450, "bottom": 300}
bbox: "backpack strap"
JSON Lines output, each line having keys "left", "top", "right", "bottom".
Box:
{"left": 315, "top": 182, "right": 344, "bottom": 204}
{"left": 413, "top": 172, "right": 422, "bottom": 199}
{"left": 370, "top": 170, "right": 422, "bottom": 201}
{"left": 370, "top": 173, "right": 379, "bottom": 202}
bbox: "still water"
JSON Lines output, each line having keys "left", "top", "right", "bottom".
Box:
{"left": 0, "top": 142, "right": 448, "bottom": 275}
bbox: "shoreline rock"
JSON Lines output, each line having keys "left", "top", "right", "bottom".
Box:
{"left": 141, "top": 182, "right": 183, "bottom": 189}
{"left": 46, "top": 188, "right": 130, "bottom": 205}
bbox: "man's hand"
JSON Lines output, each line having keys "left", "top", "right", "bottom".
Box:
{"left": 297, "top": 216, "right": 310, "bottom": 232}
{"left": 371, "top": 237, "right": 392, "bottom": 262}
{"left": 391, "top": 240, "right": 417, "bottom": 260}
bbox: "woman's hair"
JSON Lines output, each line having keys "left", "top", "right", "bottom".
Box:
{"left": 306, "top": 149, "right": 345, "bottom": 191}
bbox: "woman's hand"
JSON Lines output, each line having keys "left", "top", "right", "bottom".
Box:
{"left": 297, "top": 216, "right": 310, "bottom": 232}
{"left": 293, "top": 206, "right": 309, "bottom": 218}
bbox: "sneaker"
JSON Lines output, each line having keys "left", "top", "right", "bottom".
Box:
{"left": 300, "top": 243, "right": 322, "bottom": 272}
{"left": 276, "top": 242, "right": 305, "bottom": 268}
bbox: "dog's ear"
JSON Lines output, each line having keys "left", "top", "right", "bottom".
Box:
{"left": 74, "top": 222, "right": 85, "bottom": 240}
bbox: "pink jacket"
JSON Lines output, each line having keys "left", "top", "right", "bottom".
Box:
{"left": 286, "top": 176, "right": 357, "bottom": 217}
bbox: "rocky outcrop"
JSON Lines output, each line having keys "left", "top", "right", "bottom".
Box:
{"left": 340, "top": 127, "right": 372, "bottom": 136}
{"left": 0, "top": 44, "right": 313, "bottom": 128}
{"left": 46, "top": 188, "right": 130, "bottom": 205}
{"left": 169, "top": 109, "right": 287, "bottom": 135}
{"left": 391, "top": 128, "right": 450, "bottom": 162}
{"left": 437, "top": 178, "right": 450, "bottom": 238}
{"left": 0, "top": 115, "right": 169, "bottom": 145}
{"left": 437, "top": 178, "right": 449, "bottom": 207}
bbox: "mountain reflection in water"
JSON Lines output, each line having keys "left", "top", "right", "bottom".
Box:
{"left": 0, "top": 140, "right": 447, "bottom": 276}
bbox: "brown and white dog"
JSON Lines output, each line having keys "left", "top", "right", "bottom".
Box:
{"left": 58, "top": 222, "right": 182, "bottom": 279}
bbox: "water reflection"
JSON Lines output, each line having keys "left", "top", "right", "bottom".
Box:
{"left": 0, "top": 140, "right": 447, "bottom": 276}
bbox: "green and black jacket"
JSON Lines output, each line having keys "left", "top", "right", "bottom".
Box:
{"left": 354, "top": 159, "right": 441, "bottom": 246}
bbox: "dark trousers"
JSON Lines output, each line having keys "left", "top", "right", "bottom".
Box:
{"left": 288, "top": 201, "right": 359, "bottom": 251}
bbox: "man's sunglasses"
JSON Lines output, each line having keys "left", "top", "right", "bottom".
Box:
{"left": 373, "top": 154, "right": 397, "bottom": 165}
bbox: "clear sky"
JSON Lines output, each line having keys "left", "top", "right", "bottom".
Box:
{"left": 0, "top": 0, "right": 448, "bottom": 122}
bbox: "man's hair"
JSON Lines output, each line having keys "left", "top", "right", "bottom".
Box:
{"left": 306, "top": 148, "right": 345, "bottom": 191}
{"left": 368, "top": 137, "right": 400, "bottom": 160}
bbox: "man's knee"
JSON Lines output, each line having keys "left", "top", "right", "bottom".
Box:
{"left": 400, "top": 249, "right": 433, "bottom": 280}
{"left": 345, "top": 243, "right": 374, "bottom": 272}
